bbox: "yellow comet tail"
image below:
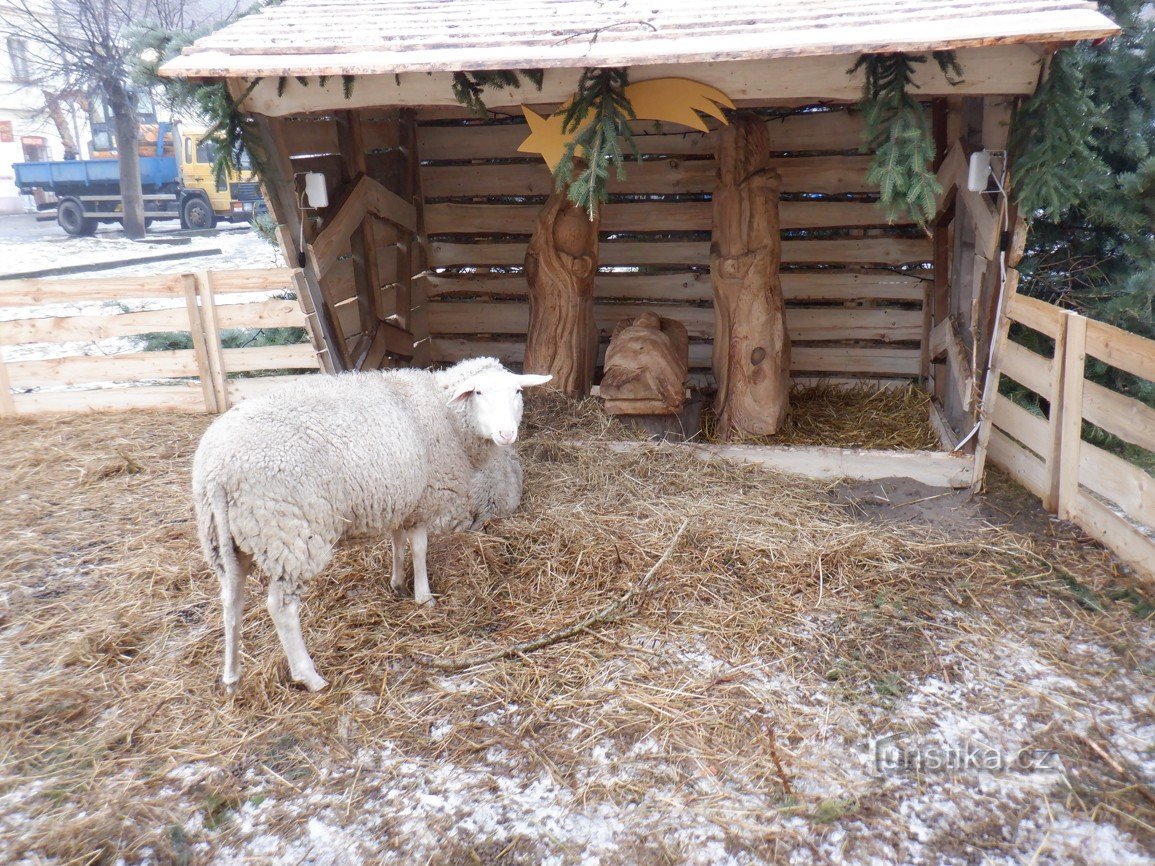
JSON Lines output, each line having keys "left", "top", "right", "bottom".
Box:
{"left": 518, "top": 78, "right": 735, "bottom": 172}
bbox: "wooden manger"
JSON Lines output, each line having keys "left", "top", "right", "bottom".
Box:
{"left": 154, "top": 0, "right": 1123, "bottom": 498}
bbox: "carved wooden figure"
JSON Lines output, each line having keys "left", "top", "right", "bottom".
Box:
{"left": 523, "top": 186, "right": 600, "bottom": 397}
{"left": 710, "top": 113, "right": 791, "bottom": 437}
{"left": 600, "top": 311, "right": 689, "bottom": 416}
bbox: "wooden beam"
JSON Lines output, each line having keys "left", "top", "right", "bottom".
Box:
{"left": 309, "top": 173, "right": 417, "bottom": 277}
{"left": 250, "top": 110, "right": 347, "bottom": 371}
{"left": 336, "top": 110, "right": 380, "bottom": 363}
{"left": 195, "top": 270, "right": 231, "bottom": 413}
{"left": 234, "top": 46, "right": 1044, "bottom": 116}
{"left": 1057, "top": 312, "right": 1087, "bottom": 521}
{"left": 182, "top": 272, "right": 219, "bottom": 414}
{"left": 590, "top": 440, "right": 974, "bottom": 488}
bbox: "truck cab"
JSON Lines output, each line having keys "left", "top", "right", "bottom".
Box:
{"left": 177, "top": 129, "right": 263, "bottom": 230}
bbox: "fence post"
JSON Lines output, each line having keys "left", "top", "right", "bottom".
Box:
{"left": 1042, "top": 312, "right": 1070, "bottom": 512}
{"left": 195, "top": 270, "right": 230, "bottom": 413}
{"left": 1056, "top": 312, "right": 1088, "bottom": 521}
{"left": 182, "top": 273, "right": 219, "bottom": 414}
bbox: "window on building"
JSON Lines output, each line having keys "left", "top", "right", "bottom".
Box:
{"left": 7, "top": 37, "right": 29, "bottom": 82}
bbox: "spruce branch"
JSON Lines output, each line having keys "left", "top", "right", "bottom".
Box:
{"left": 450, "top": 69, "right": 545, "bottom": 116}
{"left": 851, "top": 51, "right": 964, "bottom": 229}
{"left": 554, "top": 67, "right": 639, "bottom": 220}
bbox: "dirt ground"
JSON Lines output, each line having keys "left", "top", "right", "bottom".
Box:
{"left": 1, "top": 409, "right": 1153, "bottom": 865}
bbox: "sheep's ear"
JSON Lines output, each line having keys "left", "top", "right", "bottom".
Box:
{"left": 516, "top": 374, "right": 552, "bottom": 388}
{"left": 448, "top": 383, "right": 475, "bottom": 405}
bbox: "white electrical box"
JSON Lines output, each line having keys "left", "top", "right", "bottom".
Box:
{"left": 303, "top": 172, "right": 329, "bottom": 209}
{"left": 967, "top": 150, "right": 992, "bottom": 193}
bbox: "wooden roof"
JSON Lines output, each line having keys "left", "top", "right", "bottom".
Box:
{"left": 161, "top": 0, "right": 1119, "bottom": 78}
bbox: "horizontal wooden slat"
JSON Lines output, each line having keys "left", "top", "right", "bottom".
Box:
{"left": 0, "top": 275, "right": 185, "bottom": 306}
{"left": 987, "top": 426, "right": 1049, "bottom": 498}
{"left": 10, "top": 384, "right": 207, "bottom": 414}
{"left": 1073, "top": 491, "right": 1155, "bottom": 587}
{"left": 220, "top": 342, "right": 320, "bottom": 372}
{"left": 1006, "top": 292, "right": 1064, "bottom": 339}
{"left": 991, "top": 392, "right": 1049, "bottom": 458}
{"left": 426, "top": 199, "right": 906, "bottom": 233}
{"left": 214, "top": 300, "right": 310, "bottom": 330}
{"left": 1081, "top": 379, "right": 1155, "bottom": 454}
{"left": 429, "top": 237, "right": 933, "bottom": 267}
{"left": 417, "top": 111, "right": 867, "bottom": 161}
{"left": 0, "top": 307, "right": 193, "bottom": 344}
{"left": 1078, "top": 442, "right": 1155, "bottom": 530}
{"left": 1084, "top": 318, "right": 1155, "bottom": 383}
{"left": 209, "top": 268, "right": 300, "bottom": 294}
{"left": 422, "top": 155, "right": 878, "bottom": 198}
{"left": 426, "top": 271, "right": 928, "bottom": 303}
{"left": 426, "top": 301, "right": 923, "bottom": 342}
{"left": 998, "top": 339, "right": 1054, "bottom": 399}
{"left": 427, "top": 338, "right": 921, "bottom": 376}
{"left": 227, "top": 374, "right": 319, "bottom": 401}
{"left": 6, "top": 350, "right": 200, "bottom": 387}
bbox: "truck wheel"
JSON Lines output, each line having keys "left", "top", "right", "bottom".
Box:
{"left": 57, "top": 199, "right": 96, "bottom": 237}
{"left": 181, "top": 196, "right": 216, "bottom": 230}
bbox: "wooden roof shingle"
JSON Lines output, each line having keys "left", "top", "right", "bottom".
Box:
{"left": 161, "top": 0, "right": 1119, "bottom": 78}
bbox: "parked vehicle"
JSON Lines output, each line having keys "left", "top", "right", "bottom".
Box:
{"left": 13, "top": 122, "right": 263, "bottom": 236}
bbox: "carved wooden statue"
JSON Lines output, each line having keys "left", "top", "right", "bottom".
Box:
{"left": 524, "top": 186, "right": 600, "bottom": 397}
{"left": 600, "top": 311, "right": 689, "bottom": 416}
{"left": 711, "top": 113, "right": 790, "bottom": 437}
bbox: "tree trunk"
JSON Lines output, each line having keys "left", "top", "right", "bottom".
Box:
{"left": 710, "top": 113, "right": 790, "bottom": 437}
{"left": 105, "top": 79, "right": 145, "bottom": 239}
{"left": 41, "top": 90, "right": 78, "bottom": 159}
{"left": 523, "top": 185, "right": 600, "bottom": 397}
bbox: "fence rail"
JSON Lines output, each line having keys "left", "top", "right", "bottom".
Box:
{"left": 0, "top": 268, "right": 321, "bottom": 416}
{"left": 982, "top": 292, "right": 1155, "bottom": 585}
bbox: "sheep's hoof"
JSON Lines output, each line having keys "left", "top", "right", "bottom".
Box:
{"left": 390, "top": 579, "right": 406, "bottom": 595}
{"left": 296, "top": 672, "right": 329, "bottom": 692}
{"left": 223, "top": 679, "right": 241, "bottom": 695}
{"left": 415, "top": 594, "right": 436, "bottom": 608}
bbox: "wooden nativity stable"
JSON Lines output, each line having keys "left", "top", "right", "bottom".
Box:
{"left": 159, "top": 0, "right": 1120, "bottom": 489}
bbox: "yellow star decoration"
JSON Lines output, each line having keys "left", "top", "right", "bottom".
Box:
{"left": 518, "top": 78, "right": 735, "bottom": 171}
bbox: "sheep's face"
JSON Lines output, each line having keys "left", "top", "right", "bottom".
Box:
{"left": 450, "top": 370, "right": 552, "bottom": 445}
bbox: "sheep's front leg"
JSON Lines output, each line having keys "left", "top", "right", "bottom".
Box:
{"left": 409, "top": 524, "right": 434, "bottom": 606}
{"left": 390, "top": 528, "right": 408, "bottom": 594}
{"left": 266, "top": 579, "right": 328, "bottom": 691}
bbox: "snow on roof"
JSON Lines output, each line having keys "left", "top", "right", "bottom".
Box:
{"left": 160, "top": 0, "right": 1119, "bottom": 79}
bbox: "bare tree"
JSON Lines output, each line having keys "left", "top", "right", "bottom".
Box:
{"left": 0, "top": 0, "right": 240, "bottom": 238}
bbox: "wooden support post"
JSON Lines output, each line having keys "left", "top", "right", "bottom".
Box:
{"left": 403, "top": 109, "right": 431, "bottom": 365}
{"left": 249, "top": 109, "right": 347, "bottom": 372}
{"left": 181, "top": 272, "right": 220, "bottom": 414}
{"left": 919, "top": 280, "right": 933, "bottom": 385}
{"left": 1042, "top": 311, "right": 1070, "bottom": 512}
{"left": 1057, "top": 312, "right": 1088, "bottom": 521}
{"left": 337, "top": 110, "right": 382, "bottom": 368}
{"left": 970, "top": 311, "right": 1009, "bottom": 492}
{"left": 0, "top": 330, "right": 15, "bottom": 418}
{"left": 195, "top": 270, "right": 230, "bottom": 413}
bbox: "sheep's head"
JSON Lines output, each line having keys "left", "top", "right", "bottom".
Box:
{"left": 448, "top": 364, "right": 551, "bottom": 445}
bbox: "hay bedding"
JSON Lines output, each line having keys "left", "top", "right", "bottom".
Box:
{"left": 0, "top": 402, "right": 1152, "bottom": 865}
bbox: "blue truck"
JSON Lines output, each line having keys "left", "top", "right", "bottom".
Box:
{"left": 14, "top": 122, "right": 263, "bottom": 236}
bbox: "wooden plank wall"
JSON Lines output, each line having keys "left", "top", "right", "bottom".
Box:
{"left": 412, "top": 105, "right": 933, "bottom": 382}
{"left": 255, "top": 108, "right": 427, "bottom": 370}
{"left": 985, "top": 293, "right": 1155, "bottom": 586}
{"left": 0, "top": 268, "right": 320, "bottom": 415}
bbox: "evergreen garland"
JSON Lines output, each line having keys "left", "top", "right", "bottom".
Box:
{"left": 851, "top": 52, "right": 963, "bottom": 229}
{"left": 1010, "top": 49, "right": 1107, "bottom": 220}
{"left": 554, "top": 67, "right": 638, "bottom": 220}
{"left": 450, "top": 69, "right": 544, "bottom": 116}
{"left": 193, "top": 79, "right": 268, "bottom": 186}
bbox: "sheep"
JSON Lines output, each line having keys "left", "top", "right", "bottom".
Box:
{"left": 389, "top": 444, "right": 523, "bottom": 598}
{"left": 192, "top": 357, "right": 550, "bottom": 692}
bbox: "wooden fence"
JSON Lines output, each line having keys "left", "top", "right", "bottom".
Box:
{"left": 980, "top": 292, "right": 1155, "bottom": 584}
{"left": 0, "top": 268, "right": 321, "bottom": 415}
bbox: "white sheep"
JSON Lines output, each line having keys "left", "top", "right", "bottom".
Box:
{"left": 192, "top": 357, "right": 549, "bottom": 692}
{"left": 389, "top": 444, "right": 523, "bottom": 598}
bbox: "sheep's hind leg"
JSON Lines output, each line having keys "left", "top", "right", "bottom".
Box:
{"left": 266, "top": 579, "right": 328, "bottom": 691}
{"left": 390, "top": 528, "right": 408, "bottom": 594}
{"left": 410, "top": 525, "right": 435, "bottom": 607}
{"left": 220, "top": 550, "right": 252, "bottom": 692}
